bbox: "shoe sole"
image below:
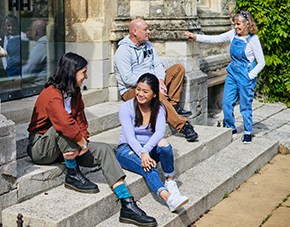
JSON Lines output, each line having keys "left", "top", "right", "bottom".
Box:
{"left": 186, "top": 134, "right": 199, "bottom": 142}
{"left": 64, "top": 183, "right": 100, "bottom": 194}
{"left": 170, "top": 197, "right": 189, "bottom": 212}
{"left": 119, "top": 217, "right": 157, "bottom": 227}
{"left": 243, "top": 141, "right": 252, "bottom": 144}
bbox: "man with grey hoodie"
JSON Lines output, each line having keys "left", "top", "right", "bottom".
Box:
{"left": 114, "top": 18, "right": 198, "bottom": 142}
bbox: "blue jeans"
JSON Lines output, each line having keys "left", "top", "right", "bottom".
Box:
{"left": 116, "top": 143, "right": 174, "bottom": 197}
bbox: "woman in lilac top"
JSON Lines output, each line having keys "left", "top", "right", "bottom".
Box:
{"left": 117, "top": 73, "right": 189, "bottom": 212}
{"left": 185, "top": 10, "right": 265, "bottom": 143}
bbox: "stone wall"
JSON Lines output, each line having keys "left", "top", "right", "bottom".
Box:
{"left": 197, "top": 0, "right": 236, "bottom": 111}
{"left": 0, "top": 114, "right": 17, "bottom": 223}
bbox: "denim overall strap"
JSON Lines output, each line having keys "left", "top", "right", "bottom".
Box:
{"left": 223, "top": 34, "right": 257, "bottom": 134}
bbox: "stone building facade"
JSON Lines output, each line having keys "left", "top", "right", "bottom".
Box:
{"left": 65, "top": 0, "right": 235, "bottom": 124}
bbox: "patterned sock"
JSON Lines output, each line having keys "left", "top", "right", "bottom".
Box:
{"left": 114, "top": 183, "right": 131, "bottom": 199}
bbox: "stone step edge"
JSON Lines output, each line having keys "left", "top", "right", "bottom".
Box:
{"left": 1, "top": 89, "right": 107, "bottom": 124}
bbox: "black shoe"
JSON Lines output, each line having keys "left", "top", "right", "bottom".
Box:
{"left": 242, "top": 134, "right": 252, "bottom": 144}
{"left": 173, "top": 105, "right": 192, "bottom": 117}
{"left": 65, "top": 167, "right": 100, "bottom": 193}
{"left": 119, "top": 197, "right": 157, "bottom": 227}
{"left": 181, "top": 123, "right": 199, "bottom": 142}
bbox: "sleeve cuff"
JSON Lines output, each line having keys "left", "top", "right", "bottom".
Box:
{"left": 248, "top": 73, "right": 256, "bottom": 80}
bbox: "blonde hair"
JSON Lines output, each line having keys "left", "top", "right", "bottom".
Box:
{"left": 233, "top": 10, "right": 258, "bottom": 34}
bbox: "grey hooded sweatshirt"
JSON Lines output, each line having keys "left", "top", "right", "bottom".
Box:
{"left": 114, "top": 35, "right": 166, "bottom": 96}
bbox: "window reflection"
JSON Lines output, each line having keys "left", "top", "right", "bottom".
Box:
{"left": 22, "top": 19, "right": 47, "bottom": 87}
{"left": 2, "top": 14, "right": 28, "bottom": 78}
{"left": 0, "top": 0, "right": 64, "bottom": 101}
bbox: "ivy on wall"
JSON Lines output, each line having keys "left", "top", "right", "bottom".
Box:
{"left": 236, "top": 0, "right": 290, "bottom": 106}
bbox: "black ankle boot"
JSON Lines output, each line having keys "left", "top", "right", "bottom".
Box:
{"left": 119, "top": 197, "right": 157, "bottom": 227}
{"left": 65, "top": 167, "right": 99, "bottom": 193}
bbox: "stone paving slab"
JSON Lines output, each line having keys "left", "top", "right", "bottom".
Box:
{"left": 263, "top": 207, "right": 290, "bottom": 227}
{"left": 192, "top": 154, "right": 290, "bottom": 227}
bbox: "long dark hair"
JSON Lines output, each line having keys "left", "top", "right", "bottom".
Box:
{"left": 134, "top": 73, "right": 160, "bottom": 132}
{"left": 45, "top": 52, "right": 88, "bottom": 96}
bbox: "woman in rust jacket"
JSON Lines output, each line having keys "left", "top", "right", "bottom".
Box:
{"left": 27, "top": 52, "right": 157, "bottom": 227}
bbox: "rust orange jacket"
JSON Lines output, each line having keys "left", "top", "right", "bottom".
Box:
{"left": 28, "top": 85, "right": 89, "bottom": 142}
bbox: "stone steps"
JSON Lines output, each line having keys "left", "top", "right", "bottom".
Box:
{"left": 14, "top": 124, "right": 229, "bottom": 203}
{"left": 1, "top": 92, "right": 285, "bottom": 226}
{"left": 1, "top": 125, "right": 233, "bottom": 227}
{"left": 2, "top": 130, "right": 279, "bottom": 227}
{"left": 96, "top": 137, "right": 278, "bottom": 227}
{"left": 1, "top": 89, "right": 105, "bottom": 124}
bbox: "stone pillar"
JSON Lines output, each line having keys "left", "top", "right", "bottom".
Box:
{"left": 65, "top": 0, "right": 118, "bottom": 102}
{"left": 197, "top": 0, "right": 233, "bottom": 113}
{"left": 0, "top": 114, "right": 17, "bottom": 224}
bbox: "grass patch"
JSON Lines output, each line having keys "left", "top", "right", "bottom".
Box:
{"left": 260, "top": 193, "right": 290, "bottom": 226}
{"left": 223, "top": 192, "right": 229, "bottom": 199}
{"left": 260, "top": 214, "right": 272, "bottom": 226}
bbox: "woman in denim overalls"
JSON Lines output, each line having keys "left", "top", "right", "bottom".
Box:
{"left": 185, "top": 10, "right": 265, "bottom": 143}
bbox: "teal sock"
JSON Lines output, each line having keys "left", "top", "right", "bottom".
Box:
{"left": 64, "top": 159, "right": 77, "bottom": 169}
{"left": 114, "top": 184, "right": 131, "bottom": 199}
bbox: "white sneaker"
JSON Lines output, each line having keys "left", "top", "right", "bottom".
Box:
{"left": 166, "top": 192, "right": 189, "bottom": 212}
{"left": 165, "top": 180, "right": 181, "bottom": 196}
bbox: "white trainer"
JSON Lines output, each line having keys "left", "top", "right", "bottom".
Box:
{"left": 165, "top": 180, "right": 181, "bottom": 196}
{"left": 166, "top": 192, "right": 189, "bottom": 212}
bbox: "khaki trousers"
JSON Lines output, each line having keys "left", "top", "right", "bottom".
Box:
{"left": 122, "top": 64, "right": 189, "bottom": 132}
{"left": 27, "top": 127, "right": 126, "bottom": 187}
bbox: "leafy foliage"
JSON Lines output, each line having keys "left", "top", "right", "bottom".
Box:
{"left": 236, "top": 0, "right": 290, "bottom": 106}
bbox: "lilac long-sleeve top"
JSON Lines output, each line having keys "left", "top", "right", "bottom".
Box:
{"left": 118, "top": 98, "right": 166, "bottom": 157}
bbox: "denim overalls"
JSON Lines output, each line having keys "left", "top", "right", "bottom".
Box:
{"left": 222, "top": 35, "right": 257, "bottom": 135}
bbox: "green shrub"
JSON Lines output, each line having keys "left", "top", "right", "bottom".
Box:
{"left": 236, "top": 0, "right": 290, "bottom": 106}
